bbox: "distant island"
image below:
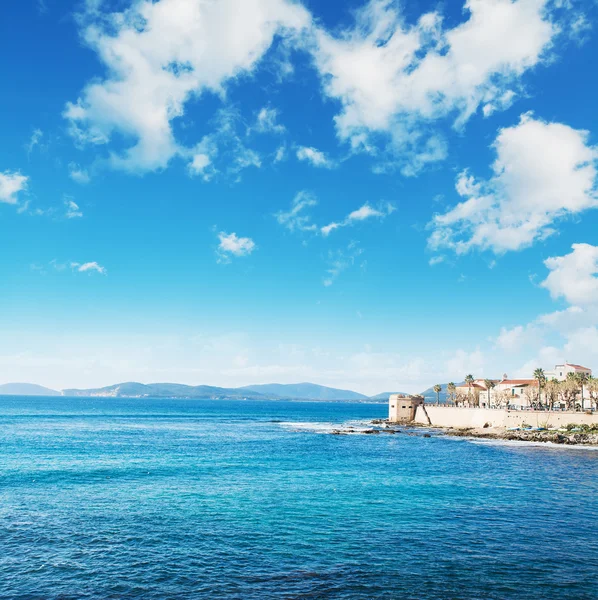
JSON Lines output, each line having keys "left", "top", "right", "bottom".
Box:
{"left": 0, "top": 383, "right": 60, "bottom": 396}
{"left": 0, "top": 381, "right": 409, "bottom": 402}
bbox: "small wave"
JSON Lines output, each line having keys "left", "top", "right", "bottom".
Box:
{"left": 277, "top": 420, "right": 373, "bottom": 434}
{"left": 468, "top": 438, "right": 598, "bottom": 450}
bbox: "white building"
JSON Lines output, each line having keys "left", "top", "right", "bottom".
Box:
{"left": 545, "top": 363, "right": 592, "bottom": 382}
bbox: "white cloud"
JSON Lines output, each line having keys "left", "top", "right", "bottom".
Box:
{"left": 312, "top": 0, "right": 572, "bottom": 173}
{"left": 64, "top": 198, "right": 83, "bottom": 219}
{"left": 296, "top": 146, "right": 334, "bottom": 168}
{"left": 217, "top": 231, "right": 256, "bottom": 263}
{"left": 274, "top": 144, "right": 287, "bottom": 163}
{"left": 252, "top": 106, "right": 286, "bottom": 134}
{"left": 489, "top": 244, "right": 598, "bottom": 377}
{"left": 275, "top": 190, "right": 318, "bottom": 233}
{"left": 71, "top": 261, "right": 107, "bottom": 274}
{"left": 69, "top": 163, "right": 91, "bottom": 184}
{"left": 429, "top": 114, "right": 598, "bottom": 254}
{"left": 323, "top": 241, "right": 364, "bottom": 286}
{"left": 321, "top": 201, "right": 395, "bottom": 235}
{"left": 187, "top": 108, "right": 262, "bottom": 181}
{"left": 541, "top": 243, "right": 598, "bottom": 307}
{"left": 444, "top": 348, "right": 485, "bottom": 380}
{"left": 0, "top": 170, "right": 28, "bottom": 204}
{"left": 26, "top": 129, "right": 43, "bottom": 156}
{"left": 65, "top": 0, "right": 310, "bottom": 172}
{"left": 428, "top": 255, "right": 445, "bottom": 266}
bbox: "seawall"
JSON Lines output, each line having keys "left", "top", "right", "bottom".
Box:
{"left": 412, "top": 405, "right": 598, "bottom": 429}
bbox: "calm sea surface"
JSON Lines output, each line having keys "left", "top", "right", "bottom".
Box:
{"left": 1, "top": 396, "right": 597, "bottom": 599}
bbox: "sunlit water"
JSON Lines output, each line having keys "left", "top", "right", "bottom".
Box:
{"left": 1, "top": 396, "right": 597, "bottom": 599}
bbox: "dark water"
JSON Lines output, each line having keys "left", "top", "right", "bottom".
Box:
{"left": 1, "top": 396, "right": 597, "bottom": 599}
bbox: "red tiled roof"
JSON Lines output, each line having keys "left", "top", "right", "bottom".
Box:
{"left": 500, "top": 379, "right": 538, "bottom": 386}
{"left": 456, "top": 383, "right": 486, "bottom": 389}
{"left": 565, "top": 363, "right": 591, "bottom": 371}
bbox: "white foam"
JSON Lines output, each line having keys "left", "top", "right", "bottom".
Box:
{"left": 468, "top": 438, "right": 598, "bottom": 450}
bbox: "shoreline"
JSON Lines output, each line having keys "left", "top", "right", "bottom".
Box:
{"left": 339, "top": 419, "right": 598, "bottom": 446}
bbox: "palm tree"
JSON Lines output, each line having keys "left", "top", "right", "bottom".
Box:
{"left": 587, "top": 377, "right": 598, "bottom": 411}
{"left": 575, "top": 372, "right": 589, "bottom": 410}
{"left": 533, "top": 368, "right": 546, "bottom": 408}
{"left": 562, "top": 375, "right": 579, "bottom": 411}
{"left": 447, "top": 382, "right": 456, "bottom": 406}
{"left": 433, "top": 384, "right": 442, "bottom": 405}
{"left": 465, "top": 374, "right": 474, "bottom": 405}
{"left": 483, "top": 379, "right": 495, "bottom": 408}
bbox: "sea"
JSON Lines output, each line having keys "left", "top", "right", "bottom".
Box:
{"left": 1, "top": 396, "right": 597, "bottom": 600}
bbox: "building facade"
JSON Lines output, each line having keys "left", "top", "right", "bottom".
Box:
{"left": 545, "top": 363, "right": 592, "bottom": 382}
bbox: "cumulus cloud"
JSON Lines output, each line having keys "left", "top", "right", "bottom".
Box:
{"left": 0, "top": 170, "right": 28, "bottom": 204}
{"left": 312, "top": 0, "right": 573, "bottom": 173}
{"left": 491, "top": 244, "right": 598, "bottom": 376}
{"left": 296, "top": 146, "right": 334, "bottom": 168}
{"left": 428, "top": 114, "right": 598, "bottom": 254}
{"left": 217, "top": 231, "right": 256, "bottom": 263}
{"left": 65, "top": 0, "right": 310, "bottom": 172}
{"left": 321, "top": 201, "right": 395, "bottom": 235}
{"left": 541, "top": 243, "right": 598, "bottom": 307}
{"left": 275, "top": 190, "right": 318, "bottom": 233}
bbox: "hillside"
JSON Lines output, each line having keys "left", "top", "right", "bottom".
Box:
{"left": 61, "top": 382, "right": 275, "bottom": 400}
{"left": 62, "top": 381, "right": 371, "bottom": 401}
{"left": 0, "top": 383, "right": 60, "bottom": 396}
{"left": 240, "top": 382, "right": 368, "bottom": 401}
{"left": 368, "top": 391, "right": 410, "bottom": 401}
{"left": 419, "top": 382, "right": 466, "bottom": 403}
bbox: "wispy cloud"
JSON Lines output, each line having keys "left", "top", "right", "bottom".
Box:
{"left": 296, "top": 146, "right": 334, "bottom": 169}
{"left": 321, "top": 201, "right": 395, "bottom": 236}
{"left": 187, "top": 108, "right": 262, "bottom": 182}
{"left": 275, "top": 191, "right": 318, "bottom": 233}
{"left": 64, "top": 197, "right": 83, "bottom": 219}
{"left": 69, "top": 163, "right": 91, "bottom": 184}
{"left": 70, "top": 261, "right": 106, "bottom": 274}
{"left": 251, "top": 106, "right": 286, "bottom": 135}
{"left": 25, "top": 129, "right": 43, "bottom": 156}
{"left": 323, "top": 241, "right": 364, "bottom": 287}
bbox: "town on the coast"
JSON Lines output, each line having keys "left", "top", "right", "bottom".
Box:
{"left": 387, "top": 362, "right": 598, "bottom": 439}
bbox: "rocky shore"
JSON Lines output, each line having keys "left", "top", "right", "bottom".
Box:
{"left": 447, "top": 425, "right": 598, "bottom": 446}
{"left": 330, "top": 420, "right": 598, "bottom": 446}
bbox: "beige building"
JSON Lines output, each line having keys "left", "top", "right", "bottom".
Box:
{"left": 388, "top": 394, "right": 424, "bottom": 422}
{"left": 491, "top": 379, "right": 539, "bottom": 409}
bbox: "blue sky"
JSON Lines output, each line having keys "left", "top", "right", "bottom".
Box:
{"left": 1, "top": 0, "right": 598, "bottom": 394}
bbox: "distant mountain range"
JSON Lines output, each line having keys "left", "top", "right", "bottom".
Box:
{"left": 60, "top": 381, "right": 383, "bottom": 402}
{"left": 0, "top": 383, "right": 60, "bottom": 396}
{"left": 420, "top": 382, "right": 466, "bottom": 403}
{"left": 239, "top": 382, "right": 367, "bottom": 401}
{"left": 0, "top": 381, "right": 421, "bottom": 402}
{"left": 368, "top": 391, "right": 410, "bottom": 401}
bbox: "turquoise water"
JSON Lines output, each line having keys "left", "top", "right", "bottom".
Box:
{"left": 1, "top": 397, "right": 598, "bottom": 599}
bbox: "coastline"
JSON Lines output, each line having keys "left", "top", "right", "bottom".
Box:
{"left": 348, "top": 419, "right": 598, "bottom": 446}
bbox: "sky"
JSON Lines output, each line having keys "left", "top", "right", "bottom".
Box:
{"left": 1, "top": 0, "right": 598, "bottom": 395}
